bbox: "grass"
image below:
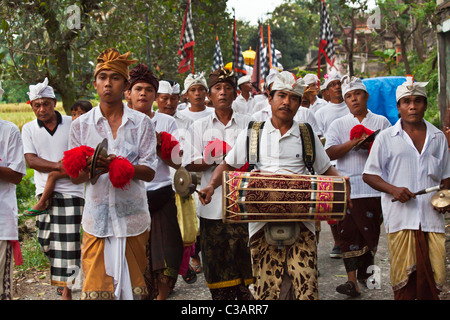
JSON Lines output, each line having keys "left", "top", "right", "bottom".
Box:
{"left": 0, "top": 102, "right": 65, "bottom": 130}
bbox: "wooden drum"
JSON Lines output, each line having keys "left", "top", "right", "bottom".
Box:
{"left": 222, "top": 171, "right": 347, "bottom": 223}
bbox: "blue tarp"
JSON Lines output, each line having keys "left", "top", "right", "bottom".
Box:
{"left": 362, "top": 76, "right": 406, "bottom": 125}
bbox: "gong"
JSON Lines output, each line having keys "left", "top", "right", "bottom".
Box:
{"left": 174, "top": 167, "right": 198, "bottom": 197}
{"left": 431, "top": 189, "right": 450, "bottom": 209}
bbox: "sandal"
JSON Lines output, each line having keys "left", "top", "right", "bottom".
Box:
{"left": 336, "top": 281, "right": 361, "bottom": 297}
{"left": 182, "top": 266, "right": 197, "bottom": 284}
{"left": 23, "top": 208, "right": 48, "bottom": 217}
{"left": 191, "top": 257, "right": 202, "bottom": 273}
{"left": 56, "top": 287, "right": 64, "bottom": 296}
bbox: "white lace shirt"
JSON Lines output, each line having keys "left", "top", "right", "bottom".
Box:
{"left": 69, "top": 104, "right": 157, "bottom": 238}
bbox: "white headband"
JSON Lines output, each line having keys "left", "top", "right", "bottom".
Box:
{"left": 323, "top": 71, "right": 341, "bottom": 89}
{"left": 341, "top": 75, "right": 368, "bottom": 97}
{"left": 158, "top": 80, "right": 180, "bottom": 95}
{"left": 265, "top": 68, "right": 280, "bottom": 87}
{"left": 303, "top": 73, "right": 319, "bottom": 86}
{"left": 184, "top": 72, "right": 208, "bottom": 91}
{"left": 396, "top": 75, "right": 428, "bottom": 102}
{"left": 237, "top": 75, "right": 251, "bottom": 86}
{"left": 27, "top": 77, "right": 56, "bottom": 102}
{"left": 271, "top": 71, "right": 304, "bottom": 96}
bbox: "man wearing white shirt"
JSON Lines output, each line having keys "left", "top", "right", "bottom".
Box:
{"left": 70, "top": 49, "right": 157, "bottom": 300}
{"left": 325, "top": 76, "right": 391, "bottom": 297}
{"left": 184, "top": 67, "right": 254, "bottom": 300}
{"left": 179, "top": 72, "right": 214, "bottom": 122}
{"left": 199, "top": 71, "right": 348, "bottom": 300}
{"left": 22, "top": 78, "right": 85, "bottom": 300}
{"left": 232, "top": 75, "right": 254, "bottom": 115}
{"left": 363, "top": 77, "right": 450, "bottom": 300}
{"left": 302, "top": 73, "right": 328, "bottom": 114}
{"left": 0, "top": 84, "right": 26, "bottom": 300}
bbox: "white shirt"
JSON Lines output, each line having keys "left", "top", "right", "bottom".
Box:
{"left": 232, "top": 94, "right": 254, "bottom": 115}
{"left": 224, "top": 119, "right": 332, "bottom": 238}
{"left": 184, "top": 111, "right": 253, "bottom": 220}
{"left": 0, "top": 120, "right": 26, "bottom": 240}
{"left": 252, "top": 104, "right": 271, "bottom": 122}
{"left": 363, "top": 119, "right": 450, "bottom": 234}
{"left": 294, "top": 107, "right": 323, "bottom": 137}
{"left": 325, "top": 111, "right": 391, "bottom": 199}
{"left": 314, "top": 101, "right": 349, "bottom": 135}
{"left": 69, "top": 104, "right": 157, "bottom": 238}
{"left": 179, "top": 105, "right": 214, "bottom": 122}
{"left": 146, "top": 112, "right": 178, "bottom": 191}
{"left": 309, "top": 97, "right": 328, "bottom": 114}
{"left": 22, "top": 111, "right": 84, "bottom": 198}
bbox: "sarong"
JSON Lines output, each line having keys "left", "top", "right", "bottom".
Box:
{"left": 36, "top": 192, "right": 83, "bottom": 287}
{"left": 80, "top": 231, "right": 149, "bottom": 300}
{"left": 200, "top": 217, "right": 254, "bottom": 291}
{"left": 337, "top": 197, "right": 383, "bottom": 277}
{"left": 0, "top": 241, "right": 13, "bottom": 300}
{"left": 249, "top": 223, "right": 319, "bottom": 300}
{"left": 387, "top": 228, "right": 445, "bottom": 300}
{"left": 144, "top": 186, "right": 184, "bottom": 299}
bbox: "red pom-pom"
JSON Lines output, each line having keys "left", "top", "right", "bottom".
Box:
{"left": 108, "top": 156, "right": 135, "bottom": 189}
{"left": 350, "top": 124, "right": 374, "bottom": 140}
{"left": 62, "top": 145, "right": 95, "bottom": 178}
{"left": 204, "top": 138, "right": 231, "bottom": 163}
{"left": 160, "top": 131, "right": 180, "bottom": 160}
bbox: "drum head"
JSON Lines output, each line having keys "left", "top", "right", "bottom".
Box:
{"left": 90, "top": 138, "right": 108, "bottom": 185}
{"left": 174, "top": 167, "right": 197, "bottom": 197}
{"left": 431, "top": 189, "right": 450, "bottom": 208}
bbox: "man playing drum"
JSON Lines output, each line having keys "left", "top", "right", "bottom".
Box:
{"left": 199, "top": 71, "right": 349, "bottom": 300}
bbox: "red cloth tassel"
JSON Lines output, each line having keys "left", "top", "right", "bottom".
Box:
{"left": 204, "top": 138, "right": 231, "bottom": 163}
{"left": 62, "top": 145, "right": 95, "bottom": 178}
{"left": 108, "top": 156, "right": 135, "bottom": 190}
{"left": 350, "top": 124, "right": 375, "bottom": 152}
{"left": 160, "top": 131, "right": 180, "bottom": 160}
{"left": 8, "top": 240, "right": 23, "bottom": 266}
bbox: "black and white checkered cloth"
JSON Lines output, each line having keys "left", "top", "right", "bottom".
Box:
{"left": 212, "top": 36, "right": 224, "bottom": 71}
{"left": 36, "top": 193, "right": 84, "bottom": 286}
{"left": 178, "top": 0, "right": 195, "bottom": 74}
{"left": 320, "top": 0, "right": 335, "bottom": 62}
{"left": 259, "top": 29, "right": 267, "bottom": 80}
{"left": 269, "top": 31, "right": 278, "bottom": 68}
{"left": 232, "top": 21, "right": 247, "bottom": 78}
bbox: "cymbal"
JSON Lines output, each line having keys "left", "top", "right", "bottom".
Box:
{"left": 431, "top": 189, "right": 450, "bottom": 208}
{"left": 90, "top": 138, "right": 108, "bottom": 185}
{"left": 174, "top": 167, "right": 198, "bottom": 197}
{"left": 354, "top": 129, "right": 380, "bottom": 151}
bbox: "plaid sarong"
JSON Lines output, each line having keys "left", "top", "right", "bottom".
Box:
{"left": 36, "top": 192, "right": 84, "bottom": 287}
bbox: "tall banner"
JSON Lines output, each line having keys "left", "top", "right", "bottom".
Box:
{"left": 178, "top": 0, "right": 195, "bottom": 74}
{"left": 318, "top": 0, "right": 336, "bottom": 78}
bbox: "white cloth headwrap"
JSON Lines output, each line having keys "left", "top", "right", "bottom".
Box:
{"left": 237, "top": 75, "right": 251, "bottom": 86}
{"left": 323, "top": 71, "right": 341, "bottom": 89}
{"left": 27, "top": 77, "right": 56, "bottom": 102}
{"left": 265, "top": 68, "right": 280, "bottom": 87}
{"left": 158, "top": 80, "right": 180, "bottom": 95}
{"left": 341, "top": 75, "right": 368, "bottom": 97}
{"left": 396, "top": 75, "right": 428, "bottom": 102}
{"left": 303, "top": 73, "right": 319, "bottom": 86}
{"left": 0, "top": 81, "right": 4, "bottom": 100}
{"left": 271, "top": 71, "right": 305, "bottom": 96}
{"left": 184, "top": 72, "right": 208, "bottom": 91}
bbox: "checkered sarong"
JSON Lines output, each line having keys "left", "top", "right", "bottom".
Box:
{"left": 36, "top": 192, "right": 84, "bottom": 287}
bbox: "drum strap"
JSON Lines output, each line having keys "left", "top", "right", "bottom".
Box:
{"left": 246, "top": 121, "right": 316, "bottom": 174}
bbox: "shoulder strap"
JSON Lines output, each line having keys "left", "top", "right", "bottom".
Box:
{"left": 299, "top": 122, "right": 316, "bottom": 175}
{"left": 246, "top": 121, "right": 265, "bottom": 171}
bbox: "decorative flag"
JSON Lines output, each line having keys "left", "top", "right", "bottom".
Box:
{"left": 258, "top": 25, "right": 268, "bottom": 83}
{"left": 212, "top": 36, "right": 224, "bottom": 71}
{"left": 267, "top": 25, "right": 278, "bottom": 69}
{"left": 232, "top": 18, "right": 247, "bottom": 79}
{"left": 251, "top": 32, "right": 262, "bottom": 93}
{"left": 318, "top": 0, "right": 335, "bottom": 78}
{"left": 178, "top": 0, "right": 195, "bottom": 74}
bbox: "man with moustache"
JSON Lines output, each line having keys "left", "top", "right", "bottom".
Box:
{"left": 199, "top": 71, "right": 348, "bottom": 300}
{"left": 22, "top": 77, "right": 85, "bottom": 300}
{"left": 69, "top": 49, "right": 157, "bottom": 300}
{"left": 325, "top": 76, "right": 391, "bottom": 297}
{"left": 184, "top": 67, "right": 254, "bottom": 300}
{"left": 363, "top": 78, "right": 450, "bottom": 300}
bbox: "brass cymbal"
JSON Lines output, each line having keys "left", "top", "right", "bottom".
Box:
{"left": 431, "top": 189, "right": 450, "bottom": 208}
{"left": 90, "top": 138, "right": 108, "bottom": 185}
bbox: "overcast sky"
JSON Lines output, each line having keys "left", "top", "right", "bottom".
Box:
{"left": 226, "top": 0, "right": 285, "bottom": 25}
